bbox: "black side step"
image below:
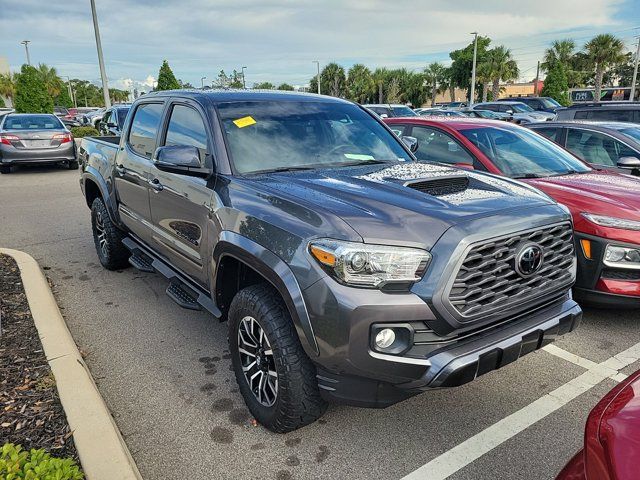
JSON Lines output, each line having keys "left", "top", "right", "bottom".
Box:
{"left": 121, "top": 236, "right": 221, "bottom": 318}
{"left": 166, "top": 280, "right": 201, "bottom": 310}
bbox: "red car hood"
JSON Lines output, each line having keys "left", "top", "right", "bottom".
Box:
{"left": 524, "top": 171, "right": 640, "bottom": 222}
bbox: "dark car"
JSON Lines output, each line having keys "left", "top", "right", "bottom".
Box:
{"left": 54, "top": 106, "right": 82, "bottom": 128}
{"left": 78, "top": 90, "right": 581, "bottom": 432}
{"left": 385, "top": 116, "right": 640, "bottom": 308}
{"left": 555, "top": 102, "right": 640, "bottom": 122}
{"left": 0, "top": 113, "right": 77, "bottom": 173}
{"left": 557, "top": 369, "right": 640, "bottom": 480}
{"left": 362, "top": 103, "right": 418, "bottom": 118}
{"left": 529, "top": 121, "right": 640, "bottom": 175}
{"left": 498, "top": 96, "right": 562, "bottom": 113}
{"left": 97, "top": 105, "right": 131, "bottom": 136}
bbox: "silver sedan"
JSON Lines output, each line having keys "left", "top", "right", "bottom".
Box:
{"left": 0, "top": 113, "right": 77, "bottom": 173}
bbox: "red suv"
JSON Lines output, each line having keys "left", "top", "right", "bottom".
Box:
{"left": 385, "top": 117, "right": 640, "bottom": 308}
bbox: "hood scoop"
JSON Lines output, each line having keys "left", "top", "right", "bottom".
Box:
{"left": 404, "top": 174, "right": 469, "bottom": 197}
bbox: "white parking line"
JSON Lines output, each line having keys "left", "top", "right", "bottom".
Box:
{"left": 543, "top": 344, "right": 627, "bottom": 381}
{"left": 402, "top": 341, "right": 640, "bottom": 480}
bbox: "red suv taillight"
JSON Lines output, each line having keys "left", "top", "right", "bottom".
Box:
{"left": 52, "top": 133, "right": 73, "bottom": 144}
{"left": 0, "top": 134, "right": 19, "bottom": 145}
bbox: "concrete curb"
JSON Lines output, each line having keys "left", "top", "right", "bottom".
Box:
{"left": 0, "top": 248, "right": 143, "bottom": 480}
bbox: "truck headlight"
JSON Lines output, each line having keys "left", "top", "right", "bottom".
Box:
{"left": 582, "top": 213, "right": 640, "bottom": 231}
{"left": 604, "top": 245, "right": 640, "bottom": 269}
{"left": 309, "top": 239, "right": 431, "bottom": 288}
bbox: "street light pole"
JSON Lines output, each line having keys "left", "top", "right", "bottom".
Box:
{"left": 313, "top": 61, "right": 320, "bottom": 94}
{"left": 63, "top": 76, "right": 77, "bottom": 108}
{"left": 20, "top": 40, "right": 31, "bottom": 66}
{"left": 90, "top": 0, "right": 111, "bottom": 108}
{"left": 241, "top": 66, "right": 247, "bottom": 89}
{"left": 630, "top": 36, "right": 640, "bottom": 102}
{"left": 470, "top": 32, "right": 478, "bottom": 107}
{"left": 201, "top": 76, "right": 207, "bottom": 88}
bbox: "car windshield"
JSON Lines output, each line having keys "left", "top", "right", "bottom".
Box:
{"left": 459, "top": 125, "right": 591, "bottom": 178}
{"left": 511, "top": 103, "right": 534, "bottom": 113}
{"left": 619, "top": 127, "right": 640, "bottom": 143}
{"left": 391, "top": 106, "right": 418, "bottom": 117}
{"left": 540, "top": 98, "right": 562, "bottom": 108}
{"left": 3, "top": 115, "right": 63, "bottom": 130}
{"left": 218, "top": 101, "right": 413, "bottom": 174}
{"left": 116, "top": 108, "right": 130, "bottom": 127}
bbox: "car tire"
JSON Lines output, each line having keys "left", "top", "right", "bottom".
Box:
{"left": 90, "top": 197, "right": 130, "bottom": 270}
{"left": 68, "top": 160, "right": 79, "bottom": 170}
{"left": 228, "top": 283, "right": 327, "bottom": 433}
{"left": 0, "top": 165, "right": 11, "bottom": 174}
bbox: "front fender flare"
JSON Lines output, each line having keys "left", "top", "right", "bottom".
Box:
{"left": 213, "top": 231, "right": 319, "bottom": 357}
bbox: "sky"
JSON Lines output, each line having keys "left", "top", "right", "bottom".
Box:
{"left": 1, "top": 0, "right": 640, "bottom": 93}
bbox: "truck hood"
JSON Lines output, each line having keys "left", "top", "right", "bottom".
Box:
{"left": 253, "top": 162, "right": 556, "bottom": 248}
{"left": 525, "top": 171, "right": 640, "bottom": 221}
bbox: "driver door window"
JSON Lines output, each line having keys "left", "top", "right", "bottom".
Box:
{"left": 409, "top": 126, "right": 476, "bottom": 167}
{"left": 163, "top": 105, "right": 209, "bottom": 163}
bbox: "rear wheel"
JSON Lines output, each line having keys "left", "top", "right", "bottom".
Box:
{"left": 90, "top": 197, "right": 130, "bottom": 270}
{"left": 228, "top": 284, "right": 327, "bottom": 433}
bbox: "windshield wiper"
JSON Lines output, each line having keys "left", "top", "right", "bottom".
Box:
{"left": 254, "top": 165, "right": 318, "bottom": 174}
{"left": 512, "top": 173, "right": 547, "bottom": 179}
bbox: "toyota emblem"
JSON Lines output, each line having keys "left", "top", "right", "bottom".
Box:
{"left": 515, "top": 243, "right": 544, "bottom": 277}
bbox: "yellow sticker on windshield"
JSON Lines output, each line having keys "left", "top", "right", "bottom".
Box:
{"left": 233, "top": 116, "right": 256, "bottom": 128}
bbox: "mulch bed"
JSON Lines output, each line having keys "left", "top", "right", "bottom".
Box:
{"left": 0, "top": 254, "right": 78, "bottom": 459}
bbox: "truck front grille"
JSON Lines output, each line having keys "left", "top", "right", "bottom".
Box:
{"left": 447, "top": 223, "right": 575, "bottom": 319}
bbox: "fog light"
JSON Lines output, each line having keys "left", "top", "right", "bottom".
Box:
{"left": 375, "top": 328, "right": 396, "bottom": 349}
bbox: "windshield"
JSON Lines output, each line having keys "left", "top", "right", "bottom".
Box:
{"left": 3, "top": 115, "right": 63, "bottom": 130}
{"left": 511, "top": 103, "right": 534, "bottom": 113}
{"left": 459, "top": 125, "right": 591, "bottom": 178}
{"left": 619, "top": 127, "right": 640, "bottom": 143}
{"left": 540, "top": 98, "right": 561, "bottom": 108}
{"left": 218, "top": 101, "right": 413, "bottom": 174}
{"left": 391, "top": 106, "right": 418, "bottom": 117}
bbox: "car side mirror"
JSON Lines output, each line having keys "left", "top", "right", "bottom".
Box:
{"left": 106, "top": 121, "right": 117, "bottom": 128}
{"left": 153, "top": 145, "right": 210, "bottom": 176}
{"left": 506, "top": 109, "right": 514, "bottom": 115}
{"left": 617, "top": 156, "right": 640, "bottom": 169}
{"left": 401, "top": 135, "right": 419, "bottom": 153}
{"left": 379, "top": 113, "right": 389, "bottom": 119}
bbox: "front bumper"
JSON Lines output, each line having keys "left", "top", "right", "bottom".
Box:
{"left": 0, "top": 142, "right": 76, "bottom": 165}
{"left": 574, "top": 232, "right": 640, "bottom": 307}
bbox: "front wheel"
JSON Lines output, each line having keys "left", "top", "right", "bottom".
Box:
{"left": 228, "top": 284, "right": 327, "bottom": 433}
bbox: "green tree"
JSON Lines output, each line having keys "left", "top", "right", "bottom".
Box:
{"left": 399, "top": 69, "right": 428, "bottom": 107}
{"left": 277, "top": 83, "right": 294, "bottom": 91}
{"left": 603, "top": 52, "right": 635, "bottom": 87}
{"left": 541, "top": 63, "right": 570, "bottom": 106}
{"left": 156, "top": 60, "right": 181, "bottom": 90}
{"left": 254, "top": 81, "right": 275, "bottom": 89}
{"left": 0, "top": 73, "right": 16, "bottom": 104}
{"left": 449, "top": 36, "right": 492, "bottom": 100}
{"left": 229, "top": 70, "right": 244, "bottom": 89}
{"left": 14, "top": 64, "right": 53, "bottom": 113}
{"left": 542, "top": 39, "right": 584, "bottom": 88}
{"left": 584, "top": 34, "right": 626, "bottom": 100}
{"left": 178, "top": 79, "right": 194, "bottom": 89}
{"left": 476, "top": 61, "right": 493, "bottom": 102}
{"left": 320, "top": 63, "right": 346, "bottom": 97}
{"left": 346, "top": 64, "right": 374, "bottom": 103}
{"left": 485, "top": 46, "right": 519, "bottom": 99}
{"left": 424, "top": 62, "right": 447, "bottom": 106}
{"left": 37, "top": 63, "right": 63, "bottom": 99}
{"left": 372, "top": 67, "right": 390, "bottom": 103}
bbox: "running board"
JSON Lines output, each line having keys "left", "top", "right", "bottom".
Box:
{"left": 122, "top": 237, "right": 221, "bottom": 318}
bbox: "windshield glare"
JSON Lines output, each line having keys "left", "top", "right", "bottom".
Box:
{"left": 391, "top": 106, "right": 418, "bottom": 117}
{"left": 620, "top": 127, "right": 640, "bottom": 143}
{"left": 218, "top": 101, "right": 412, "bottom": 174}
{"left": 541, "top": 98, "right": 561, "bottom": 108}
{"left": 459, "top": 125, "right": 591, "bottom": 178}
{"left": 512, "top": 103, "right": 534, "bottom": 113}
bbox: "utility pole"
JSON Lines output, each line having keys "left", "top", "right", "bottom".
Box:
{"left": 470, "top": 32, "right": 478, "bottom": 107}
{"left": 534, "top": 60, "right": 541, "bottom": 95}
{"left": 241, "top": 66, "right": 247, "bottom": 89}
{"left": 201, "top": 76, "right": 207, "bottom": 88}
{"left": 313, "top": 61, "right": 320, "bottom": 94}
{"left": 630, "top": 36, "right": 640, "bottom": 102}
{"left": 63, "top": 76, "right": 77, "bottom": 108}
{"left": 20, "top": 40, "right": 31, "bottom": 66}
{"left": 90, "top": 0, "right": 111, "bottom": 108}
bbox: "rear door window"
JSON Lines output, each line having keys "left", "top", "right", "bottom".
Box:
{"left": 127, "top": 103, "right": 164, "bottom": 159}
{"left": 532, "top": 127, "right": 561, "bottom": 143}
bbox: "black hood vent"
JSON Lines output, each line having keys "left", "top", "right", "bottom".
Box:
{"left": 404, "top": 175, "right": 470, "bottom": 196}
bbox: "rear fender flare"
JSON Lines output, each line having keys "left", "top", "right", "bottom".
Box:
{"left": 82, "top": 167, "right": 120, "bottom": 225}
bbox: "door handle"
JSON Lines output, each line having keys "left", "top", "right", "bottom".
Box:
{"left": 149, "top": 178, "right": 164, "bottom": 192}
{"left": 115, "top": 164, "right": 126, "bottom": 175}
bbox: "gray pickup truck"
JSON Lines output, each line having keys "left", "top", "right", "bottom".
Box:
{"left": 78, "top": 90, "right": 581, "bottom": 432}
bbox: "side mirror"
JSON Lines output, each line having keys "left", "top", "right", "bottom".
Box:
{"left": 106, "top": 121, "right": 117, "bottom": 128}
{"left": 617, "top": 156, "right": 640, "bottom": 169}
{"left": 153, "top": 145, "right": 210, "bottom": 176}
{"left": 401, "top": 135, "right": 419, "bottom": 153}
{"left": 379, "top": 113, "right": 389, "bottom": 119}
{"left": 506, "top": 109, "right": 514, "bottom": 115}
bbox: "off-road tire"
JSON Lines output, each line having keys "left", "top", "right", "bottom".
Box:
{"left": 90, "top": 197, "right": 130, "bottom": 270}
{"left": 0, "top": 165, "right": 11, "bottom": 174}
{"left": 228, "top": 283, "right": 327, "bottom": 433}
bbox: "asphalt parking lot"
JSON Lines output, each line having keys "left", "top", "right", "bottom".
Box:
{"left": 2, "top": 166, "right": 639, "bottom": 480}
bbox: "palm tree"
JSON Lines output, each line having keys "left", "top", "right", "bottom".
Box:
{"left": 476, "top": 62, "right": 492, "bottom": 102}
{"left": 0, "top": 73, "right": 16, "bottom": 103}
{"left": 37, "top": 63, "right": 62, "bottom": 99}
{"left": 346, "top": 64, "right": 375, "bottom": 103}
{"left": 542, "top": 39, "right": 576, "bottom": 71}
{"left": 321, "top": 63, "right": 346, "bottom": 98}
{"left": 486, "top": 46, "right": 519, "bottom": 99}
{"left": 584, "top": 34, "right": 626, "bottom": 101}
{"left": 424, "top": 62, "right": 447, "bottom": 106}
